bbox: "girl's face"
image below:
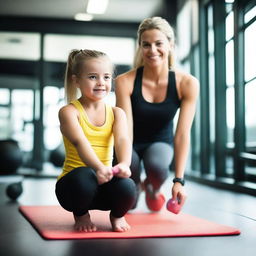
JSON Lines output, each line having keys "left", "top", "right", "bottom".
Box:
{"left": 74, "top": 57, "right": 112, "bottom": 101}
{"left": 140, "top": 29, "right": 171, "bottom": 67}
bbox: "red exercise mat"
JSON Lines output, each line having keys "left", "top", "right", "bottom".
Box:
{"left": 19, "top": 205, "right": 240, "bottom": 240}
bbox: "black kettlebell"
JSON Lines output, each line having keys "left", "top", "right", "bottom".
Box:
{"left": 49, "top": 144, "right": 65, "bottom": 167}
{"left": 6, "top": 181, "right": 23, "bottom": 200}
{"left": 0, "top": 139, "right": 23, "bottom": 174}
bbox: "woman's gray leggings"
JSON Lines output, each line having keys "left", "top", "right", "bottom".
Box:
{"left": 130, "top": 142, "right": 174, "bottom": 191}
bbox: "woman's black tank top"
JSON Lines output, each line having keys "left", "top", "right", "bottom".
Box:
{"left": 131, "top": 66, "right": 181, "bottom": 145}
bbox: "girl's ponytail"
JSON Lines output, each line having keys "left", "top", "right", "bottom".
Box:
{"left": 64, "top": 50, "right": 80, "bottom": 103}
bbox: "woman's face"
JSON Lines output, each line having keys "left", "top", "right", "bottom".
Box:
{"left": 140, "top": 29, "right": 171, "bottom": 67}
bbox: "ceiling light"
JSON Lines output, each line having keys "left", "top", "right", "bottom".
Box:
{"left": 86, "top": 0, "right": 109, "bottom": 14}
{"left": 74, "top": 13, "right": 93, "bottom": 21}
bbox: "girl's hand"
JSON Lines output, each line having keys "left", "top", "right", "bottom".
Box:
{"left": 96, "top": 166, "right": 113, "bottom": 185}
{"left": 113, "top": 163, "right": 131, "bottom": 178}
{"left": 171, "top": 182, "right": 187, "bottom": 207}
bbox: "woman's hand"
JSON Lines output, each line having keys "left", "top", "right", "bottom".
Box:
{"left": 96, "top": 166, "right": 114, "bottom": 185}
{"left": 171, "top": 182, "right": 187, "bottom": 207}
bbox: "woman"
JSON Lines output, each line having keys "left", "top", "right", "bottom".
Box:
{"left": 115, "top": 17, "right": 199, "bottom": 211}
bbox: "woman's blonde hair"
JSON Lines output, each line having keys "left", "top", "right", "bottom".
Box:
{"left": 64, "top": 49, "right": 111, "bottom": 103}
{"left": 133, "top": 16, "right": 175, "bottom": 69}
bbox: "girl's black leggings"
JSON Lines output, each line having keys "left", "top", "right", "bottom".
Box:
{"left": 55, "top": 167, "right": 136, "bottom": 217}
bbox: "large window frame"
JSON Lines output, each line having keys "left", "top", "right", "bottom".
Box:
{"left": 186, "top": 0, "right": 256, "bottom": 195}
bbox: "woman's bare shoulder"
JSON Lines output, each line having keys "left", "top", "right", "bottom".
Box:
{"left": 174, "top": 68, "right": 198, "bottom": 83}
{"left": 115, "top": 68, "right": 137, "bottom": 94}
{"left": 115, "top": 68, "right": 137, "bottom": 83}
{"left": 173, "top": 68, "right": 199, "bottom": 99}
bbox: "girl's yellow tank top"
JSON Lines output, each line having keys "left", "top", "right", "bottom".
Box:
{"left": 58, "top": 100, "right": 114, "bottom": 180}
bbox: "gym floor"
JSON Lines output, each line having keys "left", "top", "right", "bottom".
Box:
{"left": 0, "top": 167, "right": 255, "bottom": 256}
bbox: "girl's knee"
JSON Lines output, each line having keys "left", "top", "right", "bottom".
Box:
{"left": 70, "top": 167, "right": 98, "bottom": 195}
{"left": 116, "top": 178, "right": 136, "bottom": 198}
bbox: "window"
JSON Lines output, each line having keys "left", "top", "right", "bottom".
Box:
{"left": 11, "top": 89, "right": 34, "bottom": 152}
{"left": 207, "top": 4, "right": 216, "bottom": 174}
{"left": 0, "top": 32, "right": 40, "bottom": 157}
{"left": 225, "top": 4, "right": 235, "bottom": 174}
{"left": 0, "top": 32, "right": 40, "bottom": 60}
{"left": 44, "top": 34, "right": 135, "bottom": 65}
{"left": 43, "top": 86, "right": 64, "bottom": 150}
{"left": 244, "top": 13, "right": 256, "bottom": 179}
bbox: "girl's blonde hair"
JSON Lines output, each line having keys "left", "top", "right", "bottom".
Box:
{"left": 133, "top": 16, "right": 176, "bottom": 69}
{"left": 64, "top": 49, "right": 111, "bottom": 103}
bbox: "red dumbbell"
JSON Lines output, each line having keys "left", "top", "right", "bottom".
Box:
{"left": 112, "top": 166, "right": 120, "bottom": 175}
{"left": 166, "top": 198, "right": 182, "bottom": 214}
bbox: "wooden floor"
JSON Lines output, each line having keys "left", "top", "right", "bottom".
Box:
{"left": 0, "top": 169, "right": 256, "bottom": 256}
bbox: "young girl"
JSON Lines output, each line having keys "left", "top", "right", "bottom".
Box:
{"left": 55, "top": 49, "right": 136, "bottom": 232}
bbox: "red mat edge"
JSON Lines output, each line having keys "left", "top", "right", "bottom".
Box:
{"left": 19, "top": 206, "right": 46, "bottom": 239}
{"left": 19, "top": 205, "right": 241, "bottom": 240}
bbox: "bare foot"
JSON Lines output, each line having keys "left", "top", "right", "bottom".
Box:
{"left": 73, "top": 212, "right": 97, "bottom": 232}
{"left": 110, "top": 214, "right": 130, "bottom": 232}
